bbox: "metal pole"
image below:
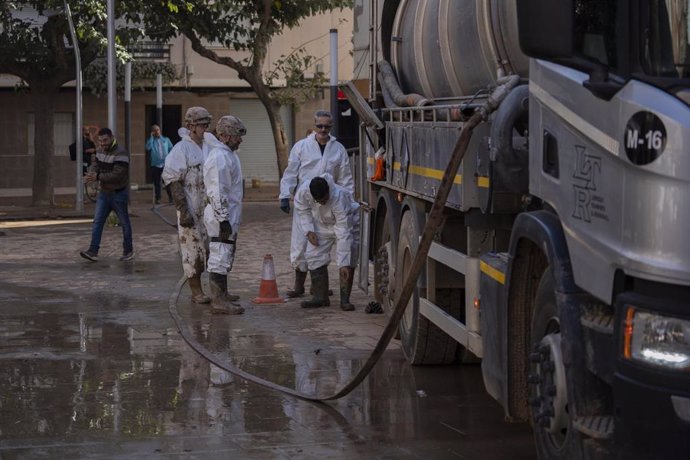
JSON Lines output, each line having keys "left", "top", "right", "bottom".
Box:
{"left": 65, "top": 1, "right": 83, "bottom": 211}
{"left": 156, "top": 73, "right": 163, "bottom": 130}
{"left": 330, "top": 28, "right": 339, "bottom": 137}
{"left": 125, "top": 61, "right": 131, "bottom": 194}
{"left": 107, "top": 0, "right": 116, "bottom": 136}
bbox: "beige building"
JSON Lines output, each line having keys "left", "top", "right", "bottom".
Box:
{"left": 0, "top": 8, "right": 353, "bottom": 204}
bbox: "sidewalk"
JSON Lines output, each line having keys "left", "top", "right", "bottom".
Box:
{"left": 0, "top": 182, "right": 279, "bottom": 222}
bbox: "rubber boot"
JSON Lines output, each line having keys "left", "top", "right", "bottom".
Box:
{"left": 301, "top": 265, "right": 330, "bottom": 308}
{"left": 211, "top": 272, "right": 240, "bottom": 302}
{"left": 310, "top": 269, "right": 333, "bottom": 296}
{"left": 286, "top": 269, "right": 307, "bottom": 298}
{"left": 189, "top": 274, "right": 211, "bottom": 304}
{"left": 339, "top": 266, "right": 355, "bottom": 311}
{"left": 209, "top": 272, "right": 244, "bottom": 315}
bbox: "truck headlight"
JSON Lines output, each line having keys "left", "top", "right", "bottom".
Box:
{"left": 623, "top": 307, "right": 690, "bottom": 370}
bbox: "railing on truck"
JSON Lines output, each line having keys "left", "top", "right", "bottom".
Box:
{"left": 342, "top": 82, "right": 492, "bottom": 361}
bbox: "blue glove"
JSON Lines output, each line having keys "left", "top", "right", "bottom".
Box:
{"left": 280, "top": 198, "right": 290, "bottom": 214}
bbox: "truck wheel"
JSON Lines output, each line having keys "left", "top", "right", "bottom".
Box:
{"left": 374, "top": 222, "right": 393, "bottom": 307}
{"left": 374, "top": 223, "right": 400, "bottom": 339}
{"left": 397, "top": 211, "right": 457, "bottom": 365}
{"left": 529, "top": 269, "right": 584, "bottom": 459}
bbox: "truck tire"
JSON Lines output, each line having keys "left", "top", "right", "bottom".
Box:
{"left": 396, "top": 211, "right": 457, "bottom": 365}
{"left": 529, "top": 269, "right": 585, "bottom": 459}
{"left": 375, "top": 223, "right": 401, "bottom": 340}
{"left": 374, "top": 222, "right": 393, "bottom": 308}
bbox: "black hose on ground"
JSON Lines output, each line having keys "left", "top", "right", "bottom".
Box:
{"left": 150, "top": 203, "right": 177, "bottom": 228}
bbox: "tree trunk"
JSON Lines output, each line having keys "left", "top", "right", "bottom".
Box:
{"left": 31, "top": 86, "right": 57, "bottom": 206}
{"left": 260, "top": 97, "right": 290, "bottom": 180}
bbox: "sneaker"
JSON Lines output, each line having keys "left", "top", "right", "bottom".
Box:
{"left": 119, "top": 251, "right": 134, "bottom": 261}
{"left": 80, "top": 250, "right": 98, "bottom": 262}
{"left": 155, "top": 199, "right": 161, "bottom": 205}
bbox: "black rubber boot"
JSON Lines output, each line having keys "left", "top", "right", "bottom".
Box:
{"left": 286, "top": 269, "right": 307, "bottom": 298}
{"left": 310, "top": 269, "right": 333, "bottom": 296}
{"left": 209, "top": 272, "right": 244, "bottom": 315}
{"left": 339, "top": 266, "right": 355, "bottom": 311}
{"left": 301, "top": 265, "right": 330, "bottom": 308}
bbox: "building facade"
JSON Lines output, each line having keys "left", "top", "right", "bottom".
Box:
{"left": 0, "top": 8, "right": 353, "bottom": 205}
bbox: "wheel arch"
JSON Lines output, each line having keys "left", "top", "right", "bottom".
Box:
{"left": 372, "top": 188, "right": 402, "bottom": 260}
{"left": 503, "top": 210, "right": 576, "bottom": 421}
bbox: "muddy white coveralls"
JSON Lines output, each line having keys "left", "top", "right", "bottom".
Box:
{"left": 280, "top": 133, "right": 354, "bottom": 271}
{"left": 203, "top": 135, "right": 243, "bottom": 274}
{"left": 162, "top": 128, "right": 212, "bottom": 278}
{"left": 294, "top": 173, "right": 360, "bottom": 270}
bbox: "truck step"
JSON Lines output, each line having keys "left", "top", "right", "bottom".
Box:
{"left": 580, "top": 306, "right": 614, "bottom": 335}
{"left": 573, "top": 415, "right": 614, "bottom": 440}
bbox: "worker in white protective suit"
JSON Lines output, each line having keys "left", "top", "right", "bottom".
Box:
{"left": 162, "top": 106, "right": 214, "bottom": 305}
{"left": 294, "top": 173, "right": 360, "bottom": 311}
{"left": 202, "top": 115, "right": 247, "bottom": 315}
{"left": 279, "top": 110, "right": 354, "bottom": 299}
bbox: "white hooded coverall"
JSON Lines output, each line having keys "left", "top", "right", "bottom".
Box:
{"left": 294, "top": 173, "right": 360, "bottom": 270}
{"left": 279, "top": 133, "right": 354, "bottom": 272}
{"left": 162, "top": 128, "right": 213, "bottom": 278}
{"left": 203, "top": 135, "right": 243, "bottom": 274}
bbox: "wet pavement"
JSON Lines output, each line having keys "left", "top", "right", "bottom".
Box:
{"left": 0, "top": 190, "right": 536, "bottom": 459}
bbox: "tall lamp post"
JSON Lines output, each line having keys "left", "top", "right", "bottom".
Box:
{"left": 107, "top": 0, "right": 116, "bottom": 136}
{"left": 330, "top": 28, "right": 339, "bottom": 137}
{"left": 64, "top": 1, "right": 83, "bottom": 211}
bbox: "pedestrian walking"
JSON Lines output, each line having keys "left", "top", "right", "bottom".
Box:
{"left": 294, "top": 174, "right": 360, "bottom": 310}
{"left": 145, "top": 124, "right": 174, "bottom": 204}
{"left": 162, "top": 107, "right": 214, "bottom": 304}
{"left": 79, "top": 128, "right": 134, "bottom": 262}
{"left": 279, "top": 110, "right": 354, "bottom": 299}
{"left": 202, "top": 115, "right": 247, "bottom": 315}
{"left": 69, "top": 126, "right": 97, "bottom": 174}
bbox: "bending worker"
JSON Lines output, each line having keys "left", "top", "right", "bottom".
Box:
{"left": 279, "top": 110, "right": 354, "bottom": 299}
{"left": 202, "top": 115, "right": 247, "bottom": 315}
{"left": 162, "top": 107, "right": 214, "bottom": 305}
{"left": 294, "top": 173, "right": 360, "bottom": 311}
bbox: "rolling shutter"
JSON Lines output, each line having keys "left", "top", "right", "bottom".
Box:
{"left": 229, "top": 99, "right": 292, "bottom": 183}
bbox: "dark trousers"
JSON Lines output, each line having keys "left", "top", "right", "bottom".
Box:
{"left": 88, "top": 188, "right": 133, "bottom": 254}
{"left": 151, "top": 166, "right": 171, "bottom": 202}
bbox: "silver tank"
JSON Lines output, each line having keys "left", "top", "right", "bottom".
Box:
{"left": 386, "top": 0, "right": 528, "bottom": 99}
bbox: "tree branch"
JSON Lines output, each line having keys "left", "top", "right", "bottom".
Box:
{"left": 184, "top": 28, "right": 247, "bottom": 80}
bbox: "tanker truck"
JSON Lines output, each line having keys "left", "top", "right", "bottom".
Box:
{"left": 344, "top": 0, "right": 690, "bottom": 458}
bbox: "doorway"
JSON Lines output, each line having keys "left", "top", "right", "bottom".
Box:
{"left": 144, "top": 105, "right": 182, "bottom": 183}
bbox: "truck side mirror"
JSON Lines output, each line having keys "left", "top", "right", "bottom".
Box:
{"left": 517, "top": 0, "right": 574, "bottom": 59}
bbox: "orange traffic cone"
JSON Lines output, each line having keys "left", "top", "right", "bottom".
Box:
{"left": 253, "top": 254, "right": 285, "bottom": 304}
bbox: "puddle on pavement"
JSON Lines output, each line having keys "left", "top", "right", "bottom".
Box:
{"left": 0, "top": 204, "right": 536, "bottom": 457}
{"left": 0, "top": 308, "right": 534, "bottom": 458}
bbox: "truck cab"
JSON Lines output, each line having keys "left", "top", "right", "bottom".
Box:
{"left": 520, "top": 1, "right": 690, "bottom": 457}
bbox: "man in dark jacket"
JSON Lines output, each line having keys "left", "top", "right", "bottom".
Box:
{"left": 69, "top": 126, "right": 97, "bottom": 174}
{"left": 79, "top": 128, "right": 134, "bottom": 262}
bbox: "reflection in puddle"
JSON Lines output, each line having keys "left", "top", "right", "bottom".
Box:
{"left": 0, "top": 311, "right": 409, "bottom": 441}
{"left": 0, "top": 309, "right": 530, "bottom": 458}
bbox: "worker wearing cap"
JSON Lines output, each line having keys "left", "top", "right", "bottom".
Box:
{"left": 279, "top": 110, "right": 354, "bottom": 299}
{"left": 162, "top": 106, "right": 214, "bottom": 305}
{"left": 202, "top": 115, "right": 247, "bottom": 315}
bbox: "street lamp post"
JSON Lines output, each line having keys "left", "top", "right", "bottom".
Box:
{"left": 107, "top": 0, "right": 116, "bottom": 136}
{"left": 64, "top": 1, "right": 83, "bottom": 212}
{"left": 330, "top": 28, "right": 339, "bottom": 137}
